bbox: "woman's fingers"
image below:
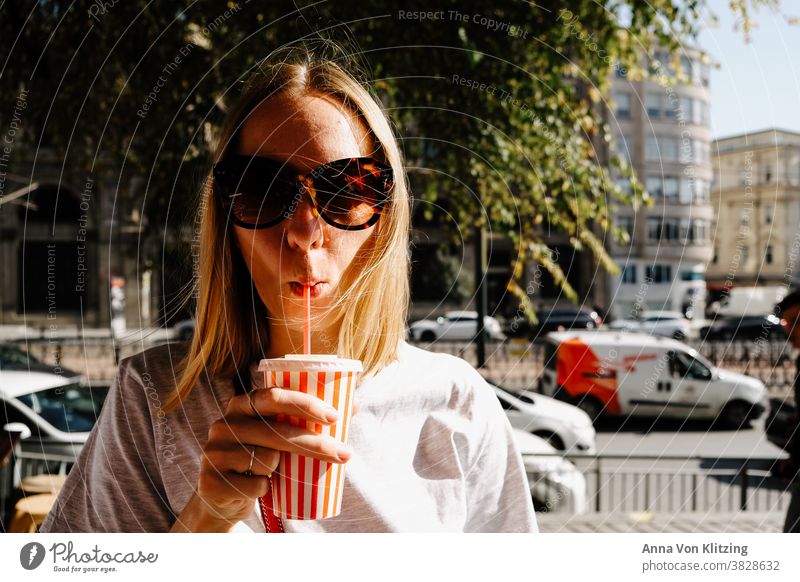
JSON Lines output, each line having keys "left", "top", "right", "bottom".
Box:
{"left": 203, "top": 443, "right": 281, "bottom": 477}
{"left": 208, "top": 416, "right": 350, "bottom": 464}
{"left": 226, "top": 387, "right": 339, "bottom": 425}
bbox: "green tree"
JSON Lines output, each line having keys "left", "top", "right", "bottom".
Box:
{"left": 0, "top": 0, "right": 780, "bottom": 322}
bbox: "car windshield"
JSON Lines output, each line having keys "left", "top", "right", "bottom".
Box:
{"left": 16, "top": 383, "right": 109, "bottom": 433}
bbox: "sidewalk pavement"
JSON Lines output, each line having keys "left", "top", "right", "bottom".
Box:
{"left": 536, "top": 511, "right": 785, "bottom": 533}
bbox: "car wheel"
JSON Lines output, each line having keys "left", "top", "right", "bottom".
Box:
{"left": 716, "top": 400, "right": 753, "bottom": 430}
{"left": 574, "top": 395, "right": 604, "bottom": 423}
{"left": 533, "top": 431, "right": 565, "bottom": 451}
{"left": 420, "top": 330, "right": 436, "bottom": 342}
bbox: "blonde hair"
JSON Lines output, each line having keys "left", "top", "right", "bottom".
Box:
{"left": 163, "top": 48, "right": 411, "bottom": 412}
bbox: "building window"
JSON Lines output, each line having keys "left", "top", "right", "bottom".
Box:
{"left": 647, "top": 218, "right": 662, "bottom": 241}
{"left": 700, "top": 62, "right": 710, "bottom": 87}
{"left": 615, "top": 136, "right": 631, "bottom": 161}
{"left": 679, "top": 218, "right": 692, "bottom": 242}
{"left": 765, "top": 205, "right": 773, "bottom": 224}
{"left": 764, "top": 165, "right": 772, "bottom": 183}
{"left": 712, "top": 248, "right": 718, "bottom": 264}
{"left": 680, "top": 56, "right": 693, "bottom": 82}
{"left": 664, "top": 176, "right": 679, "bottom": 199}
{"left": 700, "top": 101, "right": 710, "bottom": 126}
{"left": 646, "top": 136, "right": 659, "bottom": 161}
{"left": 694, "top": 179, "right": 710, "bottom": 203}
{"left": 647, "top": 217, "right": 686, "bottom": 242}
{"left": 693, "top": 220, "right": 708, "bottom": 242}
{"left": 668, "top": 218, "right": 681, "bottom": 241}
{"left": 617, "top": 215, "right": 634, "bottom": 239}
{"left": 645, "top": 93, "right": 662, "bottom": 118}
{"left": 741, "top": 246, "right": 749, "bottom": 264}
{"left": 646, "top": 175, "right": 663, "bottom": 198}
{"left": 739, "top": 208, "right": 750, "bottom": 225}
{"left": 664, "top": 96, "right": 677, "bottom": 119}
{"left": 766, "top": 245, "right": 773, "bottom": 264}
{"left": 645, "top": 264, "right": 673, "bottom": 283}
{"left": 696, "top": 140, "right": 709, "bottom": 164}
{"left": 679, "top": 176, "right": 691, "bottom": 203}
{"left": 678, "top": 96, "right": 693, "bottom": 124}
{"left": 614, "top": 92, "right": 631, "bottom": 120}
{"left": 621, "top": 264, "right": 637, "bottom": 284}
{"left": 647, "top": 136, "right": 680, "bottom": 162}
{"left": 615, "top": 178, "right": 632, "bottom": 195}
{"left": 661, "top": 137, "right": 679, "bottom": 161}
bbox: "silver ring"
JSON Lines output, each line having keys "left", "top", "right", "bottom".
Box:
{"left": 244, "top": 446, "right": 255, "bottom": 476}
{"left": 248, "top": 390, "right": 259, "bottom": 417}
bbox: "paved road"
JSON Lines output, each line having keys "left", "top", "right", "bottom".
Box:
{"left": 593, "top": 414, "right": 785, "bottom": 458}
{"left": 536, "top": 511, "right": 784, "bottom": 533}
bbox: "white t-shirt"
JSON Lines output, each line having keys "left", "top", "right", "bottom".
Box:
{"left": 40, "top": 340, "right": 538, "bottom": 533}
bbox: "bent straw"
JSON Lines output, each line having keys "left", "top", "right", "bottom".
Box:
{"left": 304, "top": 284, "right": 311, "bottom": 354}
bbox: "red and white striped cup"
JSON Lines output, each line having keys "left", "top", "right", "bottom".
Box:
{"left": 257, "top": 354, "right": 362, "bottom": 520}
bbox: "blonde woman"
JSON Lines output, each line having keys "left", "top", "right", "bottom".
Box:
{"left": 40, "top": 49, "right": 538, "bottom": 533}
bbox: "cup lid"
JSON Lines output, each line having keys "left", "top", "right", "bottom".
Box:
{"left": 258, "top": 354, "right": 363, "bottom": 373}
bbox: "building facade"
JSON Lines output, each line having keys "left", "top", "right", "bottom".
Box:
{"left": 706, "top": 128, "right": 800, "bottom": 291}
{"left": 606, "top": 49, "right": 715, "bottom": 320}
{"left": 0, "top": 151, "right": 161, "bottom": 333}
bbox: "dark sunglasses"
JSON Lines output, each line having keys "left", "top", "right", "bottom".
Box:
{"left": 213, "top": 155, "right": 393, "bottom": 231}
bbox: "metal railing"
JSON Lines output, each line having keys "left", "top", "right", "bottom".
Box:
{"left": 0, "top": 446, "right": 790, "bottom": 524}
{"left": 8, "top": 334, "right": 797, "bottom": 392}
{"left": 531, "top": 453, "right": 791, "bottom": 515}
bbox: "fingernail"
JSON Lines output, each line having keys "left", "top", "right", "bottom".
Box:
{"left": 337, "top": 443, "right": 352, "bottom": 461}
{"left": 325, "top": 407, "right": 339, "bottom": 422}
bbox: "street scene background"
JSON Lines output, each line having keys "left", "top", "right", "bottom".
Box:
{"left": 1, "top": 1, "right": 799, "bottom": 534}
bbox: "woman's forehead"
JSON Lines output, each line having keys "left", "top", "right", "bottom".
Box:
{"left": 236, "top": 92, "right": 373, "bottom": 172}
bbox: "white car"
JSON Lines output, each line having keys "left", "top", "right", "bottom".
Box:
{"left": 408, "top": 310, "right": 506, "bottom": 342}
{"left": 512, "top": 429, "right": 588, "bottom": 514}
{"left": 608, "top": 310, "right": 691, "bottom": 340}
{"left": 493, "top": 384, "right": 596, "bottom": 454}
{"left": 0, "top": 366, "right": 109, "bottom": 460}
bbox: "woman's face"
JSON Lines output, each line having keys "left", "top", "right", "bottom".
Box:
{"left": 232, "top": 92, "right": 377, "bottom": 337}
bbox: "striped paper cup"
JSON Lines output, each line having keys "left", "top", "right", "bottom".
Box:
{"left": 257, "top": 354, "right": 362, "bottom": 520}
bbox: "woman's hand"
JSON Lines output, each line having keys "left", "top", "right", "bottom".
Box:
{"left": 171, "top": 387, "right": 355, "bottom": 532}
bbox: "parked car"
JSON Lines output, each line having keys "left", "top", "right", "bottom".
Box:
{"left": 512, "top": 429, "right": 588, "bottom": 514}
{"left": 492, "top": 383, "right": 596, "bottom": 454}
{"left": 700, "top": 314, "right": 786, "bottom": 342}
{"left": 608, "top": 310, "right": 691, "bottom": 340}
{"left": 538, "top": 331, "right": 768, "bottom": 428}
{"left": 0, "top": 367, "right": 109, "bottom": 459}
{"left": 506, "top": 307, "right": 601, "bottom": 339}
{"left": 408, "top": 311, "right": 505, "bottom": 342}
{"left": 0, "top": 343, "right": 83, "bottom": 379}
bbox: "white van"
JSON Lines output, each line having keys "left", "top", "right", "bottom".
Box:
{"left": 538, "top": 331, "right": 768, "bottom": 428}
{"left": 717, "top": 285, "right": 788, "bottom": 317}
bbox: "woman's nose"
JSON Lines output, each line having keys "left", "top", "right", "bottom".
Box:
{"left": 284, "top": 189, "right": 324, "bottom": 249}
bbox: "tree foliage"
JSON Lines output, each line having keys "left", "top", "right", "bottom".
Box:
{"left": 0, "top": 0, "right": 777, "bottom": 321}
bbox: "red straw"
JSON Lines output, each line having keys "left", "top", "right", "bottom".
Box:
{"left": 304, "top": 284, "right": 311, "bottom": 354}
